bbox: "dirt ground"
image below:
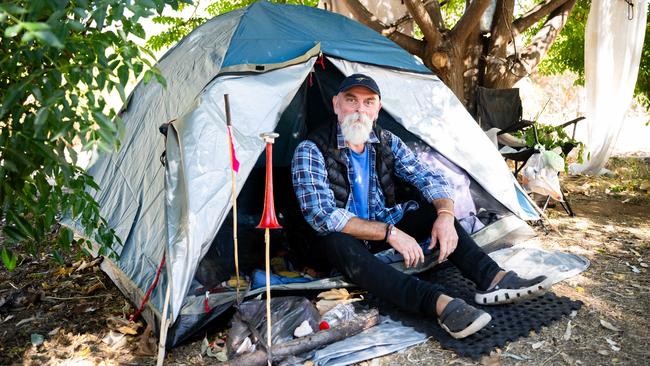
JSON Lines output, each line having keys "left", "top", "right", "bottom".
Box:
{"left": 1, "top": 157, "right": 649, "bottom": 366}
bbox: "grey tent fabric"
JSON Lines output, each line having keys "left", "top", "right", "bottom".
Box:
{"left": 165, "top": 60, "right": 317, "bottom": 320}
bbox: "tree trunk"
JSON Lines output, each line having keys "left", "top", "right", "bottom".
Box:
{"left": 338, "top": 0, "right": 577, "bottom": 110}
{"left": 423, "top": 41, "right": 466, "bottom": 103}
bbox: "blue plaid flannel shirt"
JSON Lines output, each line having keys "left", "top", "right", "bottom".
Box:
{"left": 291, "top": 125, "right": 452, "bottom": 234}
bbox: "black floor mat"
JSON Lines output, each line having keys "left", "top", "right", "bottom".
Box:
{"left": 365, "top": 263, "right": 583, "bottom": 359}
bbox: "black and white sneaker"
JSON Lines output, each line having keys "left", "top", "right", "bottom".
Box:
{"left": 438, "top": 298, "right": 492, "bottom": 339}
{"left": 475, "top": 271, "right": 547, "bottom": 305}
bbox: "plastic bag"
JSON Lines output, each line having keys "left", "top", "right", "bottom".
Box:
{"left": 227, "top": 296, "right": 320, "bottom": 357}
{"left": 521, "top": 149, "right": 564, "bottom": 201}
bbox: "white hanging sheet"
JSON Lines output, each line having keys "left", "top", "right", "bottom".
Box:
{"left": 570, "top": 0, "right": 648, "bottom": 175}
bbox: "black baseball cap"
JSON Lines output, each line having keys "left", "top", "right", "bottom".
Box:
{"left": 337, "top": 74, "right": 381, "bottom": 98}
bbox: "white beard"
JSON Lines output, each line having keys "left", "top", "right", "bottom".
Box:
{"left": 340, "top": 113, "right": 373, "bottom": 145}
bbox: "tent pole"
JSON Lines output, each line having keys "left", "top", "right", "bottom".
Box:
{"left": 156, "top": 282, "right": 171, "bottom": 366}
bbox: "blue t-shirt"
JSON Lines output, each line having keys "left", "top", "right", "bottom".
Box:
{"left": 349, "top": 147, "right": 370, "bottom": 219}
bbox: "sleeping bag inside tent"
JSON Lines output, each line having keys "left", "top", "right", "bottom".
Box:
{"left": 65, "top": 1, "right": 540, "bottom": 347}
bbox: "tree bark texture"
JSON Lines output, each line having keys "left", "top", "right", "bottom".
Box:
{"left": 339, "top": 0, "right": 577, "bottom": 110}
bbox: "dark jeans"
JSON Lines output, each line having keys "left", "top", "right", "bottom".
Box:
{"left": 318, "top": 203, "right": 502, "bottom": 318}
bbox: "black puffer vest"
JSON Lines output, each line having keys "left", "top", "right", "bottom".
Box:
{"left": 308, "top": 123, "right": 396, "bottom": 209}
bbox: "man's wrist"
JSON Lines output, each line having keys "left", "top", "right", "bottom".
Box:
{"left": 383, "top": 223, "right": 391, "bottom": 242}
{"left": 436, "top": 209, "right": 454, "bottom": 217}
{"left": 384, "top": 223, "right": 397, "bottom": 243}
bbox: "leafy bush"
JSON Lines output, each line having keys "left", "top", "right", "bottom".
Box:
{"left": 0, "top": 0, "right": 186, "bottom": 270}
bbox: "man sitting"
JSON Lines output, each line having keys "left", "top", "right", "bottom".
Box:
{"left": 291, "top": 74, "right": 547, "bottom": 339}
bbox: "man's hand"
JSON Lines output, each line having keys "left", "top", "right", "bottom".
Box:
{"left": 428, "top": 214, "right": 458, "bottom": 263}
{"left": 388, "top": 227, "right": 424, "bottom": 268}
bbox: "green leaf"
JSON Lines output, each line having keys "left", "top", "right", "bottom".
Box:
{"left": 115, "top": 83, "right": 126, "bottom": 103}
{"left": 96, "top": 124, "right": 116, "bottom": 146}
{"left": 0, "top": 82, "right": 26, "bottom": 118}
{"left": 117, "top": 64, "right": 129, "bottom": 86}
{"left": 11, "top": 214, "right": 37, "bottom": 241}
{"left": 21, "top": 22, "right": 50, "bottom": 32}
{"left": 71, "top": 198, "right": 83, "bottom": 218}
{"left": 132, "top": 23, "right": 146, "bottom": 39}
{"left": 112, "top": 3, "right": 125, "bottom": 20}
{"left": 86, "top": 177, "right": 100, "bottom": 191}
{"left": 2, "top": 147, "right": 33, "bottom": 171}
{"left": 34, "top": 107, "right": 49, "bottom": 127}
{"left": 2, "top": 159, "right": 18, "bottom": 173}
{"left": 73, "top": 7, "right": 86, "bottom": 19}
{"left": 155, "top": 72, "right": 167, "bottom": 88}
{"left": 52, "top": 250, "right": 65, "bottom": 265}
{"left": 4, "top": 23, "right": 23, "bottom": 37}
{"left": 115, "top": 116, "right": 125, "bottom": 141}
{"left": 49, "top": 124, "right": 72, "bottom": 142}
{"left": 96, "top": 139, "right": 114, "bottom": 153}
{"left": 1, "top": 4, "right": 28, "bottom": 14}
{"left": 4, "top": 226, "right": 27, "bottom": 242}
{"left": 92, "top": 111, "right": 117, "bottom": 133}
{"left": 68, "top": 67, "right": 80, "bottom": 84}
{"left": 21, "top": 31, "right": 36, "bottom": 43}
{"left": 32, "top": 30, "right": 64, "bottom": 48}
{"left": 1, "top": 248, "right": 17, "bottom": 271}
{"left": 59, "top": 227, "right": 73, "bottom": 252}
{"left": 143, "top": 69, "right": 153, "bottom": 84}
{"left": 133, "top": 62, "right": 143, "bottom": 77}
{"left": 96, "top": 72, "right": 106, "bottom": 89}
{"left": 47, "top": 9, "right": 66, "bottom": 23}
{"left": 68, "top": 20, "right": 85, "bottom": 31}
{"left": 108, "top": 60, "right": 120, "bottom": 71}
{"left": 93, "top": 7, "right": 107, "bottom": 30}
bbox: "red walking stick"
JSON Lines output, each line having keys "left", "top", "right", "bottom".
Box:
{"left": 257, "top": 132, "right": 281, "bottom": 364}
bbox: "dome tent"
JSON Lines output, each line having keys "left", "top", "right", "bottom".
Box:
{"left": 66, "top": 1, "right": 539, "bottom": 346}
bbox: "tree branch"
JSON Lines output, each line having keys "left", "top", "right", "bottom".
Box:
{"left": 387, "top": 13, "right": 414, "bottom": 30}
{"left": 423, "top": 0, "right": 445, "bottom": 30}
{"left": 505, "top": 0, "right": 577, "bottom": 85}
{"left": 341, "top": 0, "right": 425, "bottom": 57}
{"left": 488, "top": 0, "right": 515, "bottom": 60}
{"left": 513, "top": 0, "right": 572, "bottom": 34}
{"left": 449, "top": 0, "right": 491, "bottom": 45}
{"left": 403, "top": 0, "right": 444, "bottom": 46}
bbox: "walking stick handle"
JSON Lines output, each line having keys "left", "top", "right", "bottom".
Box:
{"left": 260, "top": 132, "right": 279, "bottom": 143}
{"left": 224, "top": 94, "right": 232, "bottom": 126}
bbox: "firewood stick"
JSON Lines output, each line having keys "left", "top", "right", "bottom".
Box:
{"left": 224, "top": 94, "right": 242, "bottom": 301}
{"left": 225, "top": 309, "right": 380, "bottom": 366}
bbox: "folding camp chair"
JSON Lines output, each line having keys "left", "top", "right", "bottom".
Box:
{"left": 475, "top": 86, "right": 538, "bottom": 176}
{"left": 475, "top": 87, "right": 585, "bottom": 217}
{"left": 538, "top": 116, "right": 585, "bottom": 217}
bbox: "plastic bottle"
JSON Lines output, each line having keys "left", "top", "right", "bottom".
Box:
{"left": 319, "top": 303, "right": 357, "bottom": 330}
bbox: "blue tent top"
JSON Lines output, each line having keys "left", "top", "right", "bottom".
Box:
{"left": 222, "top": 1, "right": 430, "bottom": 73}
